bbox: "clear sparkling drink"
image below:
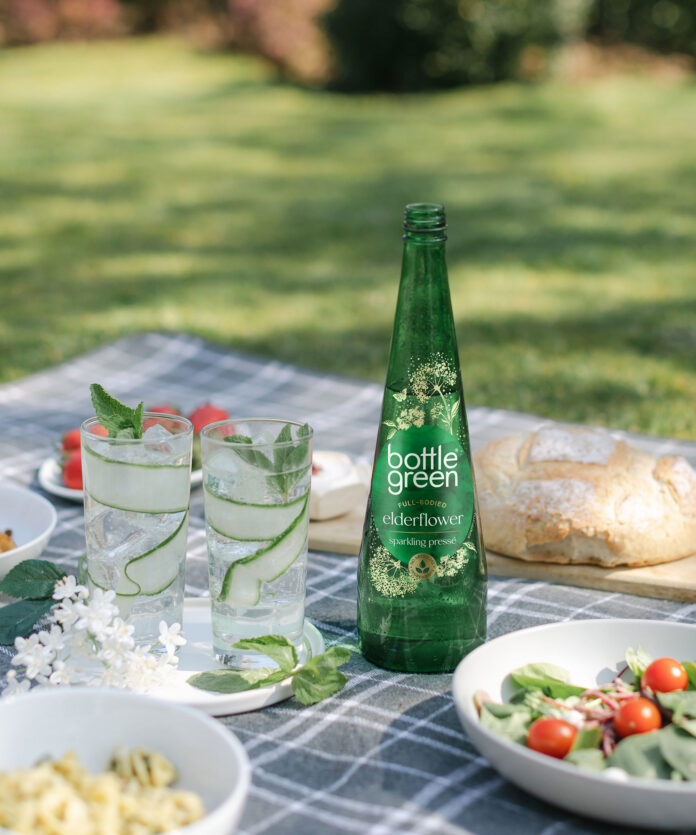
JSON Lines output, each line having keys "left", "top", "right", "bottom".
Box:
{"left": 201, "top": 419, "right": 312, "bottom": 668}
{"left": 81, "top": 415, "right": 193, "bottom": 645}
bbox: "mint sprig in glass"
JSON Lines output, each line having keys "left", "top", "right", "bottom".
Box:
{"left": 201, "top": 419, "right": 313, "bottom": 669}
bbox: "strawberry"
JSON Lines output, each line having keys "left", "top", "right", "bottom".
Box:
{"left": 62, "top": 449, "right": 83, "bottom": 490}
{"left": 62, "top": 428, "right": 81, "bottom": 452}
{"left": 144, "top": 403, "right": 183, "bottom": 431}
{"left": 146, "top": 404, "right": 182, "bottom": 416}
{"left": 62, "top": 423, "right": 107, "bottom": 452}
{"left": 188, "top": 404, "right": 230, "bottom": 435}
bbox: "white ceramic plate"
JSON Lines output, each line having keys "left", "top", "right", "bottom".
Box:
{"left": 453, "top": 619, "right": 696, "bottom": 831}
{"left": 159, "top": 598, "right": 325, "bottom": 716}
{"left": 0, "top": 687, "right": 250, "bottom": 835}
{"left": 38, "top": 456, "right": 203, "bottom": 502}
{"left": 0, "top": 483, "right": 57, "bottom": 578}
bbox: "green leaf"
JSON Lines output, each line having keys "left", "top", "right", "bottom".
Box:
{"left": 187, "top": 667, "right": 288, "bottom": 694}
{"left": 509, "top": 663, "right": 586, "bottom": 699}
{"left": 522, "top": 690, "right": 581, "bottom": 719}
{"left": 565, "top": 748, "right": 606, "bottom": 771}
{"left": 682, "top": 661, "right": 696, "bottom": 691}
{"left": 233, "top": 634, "right": 298, "bottom": 673}
{"left": 0, "top": 559, "right": 65, "bottom": 600}
{"left": 0, "top": 598, "right": 55, "bottom": 644}
{"left": 571, "top": 727, "right": 603, "bottom": 751}
{"left": 267, "top": 423, "right": 312, "bottom": 499}
{"left": 291, "top": 646, "right": 351, "bottom": 706}
{"left": 658, "top": 724, "right": 696, "bottom": 781}
{"left": 608, "top": 730, "right": 672, "bottom": 779}
{"left": 222, "top": 434, "right": 274, "bottom": 471}
{"left": 479, "top": 702, "right": 533, "bottom": 745}
{"left": 90, "top": 383, "right": 143, "bottom": 439}
{"left": 676, "top": 719, "right": 696, "bottom": 738}
{"left": 273, "top": 423, "right": 294, "bottom": 470}
{"left": 625, "top": 646, "right": 652, "bottom": 684}
{"left": 658, "top": 690, "right": 696, "bottom": 721}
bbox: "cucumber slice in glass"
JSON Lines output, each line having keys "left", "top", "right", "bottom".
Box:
{"left": 83, "top": 446, "right": 190, "bottom": 513}
{"left": 219, "top": 499, "right": 308, "bottom": 607}
{"left": 203, "top": 486, "right": 305, "bottom": 541}
{"left": 89, "top": 513, "right": 188, "bottom": 597}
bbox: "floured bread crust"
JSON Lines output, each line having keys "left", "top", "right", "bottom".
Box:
{"left": 473, "top": 425, "right": 696, "bottom": 567}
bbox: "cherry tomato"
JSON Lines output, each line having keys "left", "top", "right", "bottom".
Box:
{"left": 61, "top": 428, "right": 81, "bottom": 452}
{"left": 614, "top": 697, "right": 661, "bottom": 738}
{"left": 641, "top": 658, "right": 689, "bottom": 693}
{"left": 527, "top": 717, "right": 577, "bottom": 759}
{"left": 62, "top": 449, "right": 83, "bottom": 491}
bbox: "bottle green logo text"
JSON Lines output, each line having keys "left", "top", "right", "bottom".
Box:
{"left": 372, "top": 424, "right": 474, "bottom": 564}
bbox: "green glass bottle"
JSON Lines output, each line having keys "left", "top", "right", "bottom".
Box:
{"left": 357, "top": 203, "right": 487, "bottom": 673}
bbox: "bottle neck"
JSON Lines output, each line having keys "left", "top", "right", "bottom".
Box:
{"left": 402, "top": 202, "right": 447, "bottom": 243}
{"left": 385, "top": 204, "right": 461, "bottom": 392}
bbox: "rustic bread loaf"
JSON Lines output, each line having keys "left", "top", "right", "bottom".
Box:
{"left": 473, "top": 425, "right": 696, "bottom": 567}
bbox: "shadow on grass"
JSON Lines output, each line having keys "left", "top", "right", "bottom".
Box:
{"left": 1, "top": 48, "right": 695, "bottom": 436}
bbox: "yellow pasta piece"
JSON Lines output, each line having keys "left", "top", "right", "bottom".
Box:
{"left": 0, "top": 749, "right": 205, "bottom": 835}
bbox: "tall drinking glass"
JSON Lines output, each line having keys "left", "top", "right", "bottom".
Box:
{"left": 201, "top": 418, "right": 313, "bottom": 668}
{"left": 81, "top": 413, "right": 193, "bottom": 645}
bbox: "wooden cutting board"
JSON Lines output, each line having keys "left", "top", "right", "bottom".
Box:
{"left": 309, "top": 502, "right": 696, "bottom": 603}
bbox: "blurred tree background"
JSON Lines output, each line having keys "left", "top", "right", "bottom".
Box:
{"left": 1, "top": 1, "right": 695, "bottom": 437}
{"left": 2, "top": 0, "right": 694, "bottom": 84}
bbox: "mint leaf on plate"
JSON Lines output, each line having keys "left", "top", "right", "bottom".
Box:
{"left": 0, "top": 559, "right": 65, "bottom": 600}
{"left": 186, "top": 635, "right": 351, "bottom": 706}
{"left": 0, "top": 598, "right": 55, "bottom": 644}
{"left": 187, "top": 667, "right": 288, "bottom": 694}
{"left": 291, "top": 646, "right": 350, "bottom": 706}
{"left": 90, "top": 383, "right": 144, "bottom": 439}
{"left": 233, "top": 634, "right": 298, "bottom": 673}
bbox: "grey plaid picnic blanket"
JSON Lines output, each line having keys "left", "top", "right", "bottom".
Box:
{"left": 1, "top": 332, "right": 695, "bottom": 835}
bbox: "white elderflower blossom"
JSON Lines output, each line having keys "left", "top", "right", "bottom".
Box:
{"left": 52, "top": 597, "right": 79, "bottom": 628}
{"left": 3, "top": 574, "right": 186, "bottom": 697}
{"left": 73, "top": 589, "right": 118, "bottom": 639}
{"left": 47, "top": 660, "right": 72, "bottom": 687}
{"left": 38, "top": 624, "right": 65, "bottom": 654}
{"left": 158, "top": 621, "right": 186, "bottom": 657}
{"left": 12, "top": 634, "right": 54, "bottom": 681}
{"left": 52, "top": 575, "right": 87, "bottom": 601}
{"left": 98, "top": 618, "right": 136, "bottom": 668}
{"left": 1, "top": 670, "right": 31, "bottom": 696}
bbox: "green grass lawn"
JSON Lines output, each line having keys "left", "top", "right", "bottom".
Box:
{"left": 1, "top": 38, "right": 696, "bottom": 437}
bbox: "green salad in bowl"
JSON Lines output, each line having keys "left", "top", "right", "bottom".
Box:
{"left": 476, "top": 646, "right": 696, "bottom": 781}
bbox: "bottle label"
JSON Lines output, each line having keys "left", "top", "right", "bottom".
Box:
{"left": 372, "top": 424, "right": 474, "bottom": 566}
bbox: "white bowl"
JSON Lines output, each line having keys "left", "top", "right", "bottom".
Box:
{"left": 453, "top": 618, "right": 696, "bottom": 831}
{"left": 0, "top": 687, "right": 250, "bottom": 834}
{"left": 0, "top": 484, "right": 57, "bottom": 577}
